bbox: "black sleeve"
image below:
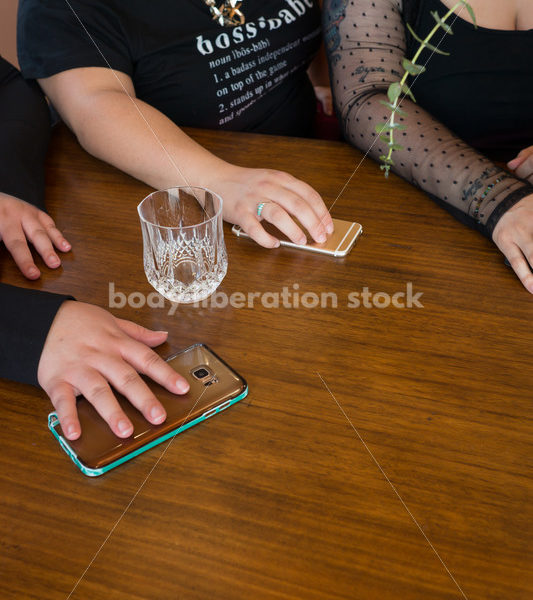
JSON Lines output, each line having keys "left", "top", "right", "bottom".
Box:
{"left": 17, "top": 0, "right": 133, "bottom": 79}
{"left": 0, "top": 284, "right": 73, "bottom": 386}
{"left": 0, "top": 58, "right": 73, "bottom": 387}
{"left": 0, "top": 56, "right": 51, "bottom": 211}
{"left": 324, "top": 0, "right": 533, "bottom": 239}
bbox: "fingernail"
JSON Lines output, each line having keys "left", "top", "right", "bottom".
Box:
{"left": 326, "top": 223, "right": 334, "bottom": 234}
{"left": 317, "top": 234, "right": 327, "bottom": 244}
{"left": 66, "top": 424, "right": 78, "bottom": 439}
{"left": 150, "top": 406, "right": 166, "bottom": 424}
{"left": 49, "top": 256, "right": 60, "bottom": 267}
{"left": 175, "top": 378, "right": 190, "bottom": 393}
{"left": 118, "top": 419, "right": 133, "bottom": 435}
{"left": 62, "top": 241, "right": 71, "bottom": 250}
{"left": 28, "top": 267, "right": 39, "bottom": 278}
{"left": 158, "top": 330, "right": 169, "bottom": 335}
{"left": 507, "top": 159, "right": 519, "bottom": 170}
{"left": 528, "top": 283, "right": 533, "bottom": 294}
{"left": 298, "top": 237, "right": 307, "bottom": 245}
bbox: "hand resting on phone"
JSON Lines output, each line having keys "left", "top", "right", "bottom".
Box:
{"left": 38, "top": 301, "right": 189, "bottom": 441}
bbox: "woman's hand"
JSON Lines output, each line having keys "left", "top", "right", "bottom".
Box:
{"left": 508, "top": 146, "right": 533, "bottom": 183}
{"left": 0, "top": 193, "right": 71, "bottom": 279}
{"left": 38, "top": 301, "right": 190, "bottom": 441}
{"left": 492, "top": 194, "right": 533, "bottom": 294}
{"left": 207, "top": 164, "right": 334, "bottom": 248}
{"left": 38, "top": 68, "right": 335, "bottom": 249}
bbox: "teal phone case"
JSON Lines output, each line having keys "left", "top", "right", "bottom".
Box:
{"left": 48, "top": 344, "right": 248, "bottom": 477}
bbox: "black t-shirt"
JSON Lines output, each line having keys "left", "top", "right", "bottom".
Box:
{"left": 18, "top": 0, "right": 322, "bottom": 136}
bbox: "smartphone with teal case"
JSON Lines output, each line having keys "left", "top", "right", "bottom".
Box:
{"left": 48, "top": 343, "right": 248, "bottom": 476}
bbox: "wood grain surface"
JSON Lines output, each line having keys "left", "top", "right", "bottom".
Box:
{"left": 0, "top": 125, "right": 531, "bottom": 600}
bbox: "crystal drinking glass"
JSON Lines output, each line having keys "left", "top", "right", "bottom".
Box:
{"left": 138, "top": 187, "right": 227, "bottom": 304}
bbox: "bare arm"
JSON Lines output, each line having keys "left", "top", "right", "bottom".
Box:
{"left": 39, "top": 68, "right": 334, "bottom": 247}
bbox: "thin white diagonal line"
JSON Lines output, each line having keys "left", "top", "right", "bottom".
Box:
{"left": 65, "top": 385, "right": 209, "bottom": 600}
{"left": 63, "top": 0, "right": 192, "bottom": 190}
{"left": 326, "top": 8, "right": 467, "bottom": 216}
{"left": 316, "top": 371, "right": 469, "bottom": 600}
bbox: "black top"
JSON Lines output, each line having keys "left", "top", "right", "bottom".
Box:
{"left": 0, "top": 57, "right": 71, "bottom": 386}
{"left": 0, "top": 57, "right": 50, "bottom": 211}
{"left": 18, "top": 0, "right": 322, "bottom": 136}
{"left": 410, "top": 0, "right": 533, "bottom": 162}
{"left": 325, "top": 0, "right": 533, "bottom": 238}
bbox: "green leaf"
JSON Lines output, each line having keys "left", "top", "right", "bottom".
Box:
{"left": 387, "top": 82, "right": 402, "bottom": 104}
{"left": 460, "top": 1, "right": 477, "bottom": 27}
{"left": 422, "top": 39, "right": 450, "bottom": 56}
{"left": 379, "top": 99, "right": 407, "bottom": 117}
{"left": 431, "top": 11, "right": 453, "bottom": 35}
{"left": 379, "top": 134, "right": 392, "bottom": 143}
{"left": 380, "top": 163, "right": 391, "bottom": 178}
{"left": 402, "top": 58, "right": 426, "bottom": 76}
{"left": 375, "top": 122, "right": 406, "bottom": 134}
{"left": 379, "top": 155, "right": 395, "bottom": 166}
{"left": 407, "top": 23, "right": 450, "bottom": 56}
{"left": 406, "top": 23, "right": 426, "bottom": 45}
{"left": 387, "top": 143, "right": 403, "bottom": 151}
{"left": 401, "top": 83, "right": 416, "bottom": 103}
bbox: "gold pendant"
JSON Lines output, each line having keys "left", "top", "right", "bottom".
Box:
{"left": 208, "top": 1, "right": 245, "bottom": 27}
{"left": 222, "top": 2, "right": 245, "bottom": 26}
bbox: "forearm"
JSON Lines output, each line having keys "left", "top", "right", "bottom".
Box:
{"left": 66, "top": 90, "right": 229, "bottom": 190}
{"left": 341, "top": 87, "right": 531, "bottom": 236}
{"left": 37, "top": 67, "right": 332, "bottom": 248}
{"left": 325, "top": 0, "right": 533, "bottom": 236}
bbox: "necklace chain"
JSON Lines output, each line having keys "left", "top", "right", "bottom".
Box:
{"left": 203, "top": 0, "right": 245, "bottom": 27}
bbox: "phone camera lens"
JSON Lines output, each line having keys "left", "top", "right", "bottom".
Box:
{"left": 193, "top": 367, "right": 209, "bottom": 379}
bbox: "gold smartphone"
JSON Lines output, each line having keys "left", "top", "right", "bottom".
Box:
{"left": 232, "top": 217, "right": 362, "bottom": 257}
{"left": 48, "top": 344, "right": 248, "bottom": 476}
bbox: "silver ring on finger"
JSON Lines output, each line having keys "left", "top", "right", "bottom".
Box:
{"left": 256, "top": 201, "right": 272, "bottom": 219}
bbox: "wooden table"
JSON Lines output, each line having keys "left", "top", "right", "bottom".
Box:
{"left": 1, "top": 125, "right": 531, "bottom": 600}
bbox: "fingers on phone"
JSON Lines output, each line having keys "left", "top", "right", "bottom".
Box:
{"left": 79, "top": 372, "right": 134, "bottom": 437}
{"left": 103, "top": 359, "right": 168, "bottom": 425}
{"left": 123, "top": 342, "right": 190, "bottom": 395}
{"left": 241, "top": 213, "right": 280, "bottom": 248}
{"left": 50, "top": 382, "right": 81, "bottom": 440}
{"left": 265, "top": 176, "right": 333, "bottom": 241}
{"left": 261, "top": 200, "right": 308, "bottom": 245}
{"left": 282, "top": 175, "right": 334, "bottom": 235}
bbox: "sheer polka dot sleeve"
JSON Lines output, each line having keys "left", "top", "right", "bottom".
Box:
{"left": 323, "top": 0, "right": 533, "bottom": 238}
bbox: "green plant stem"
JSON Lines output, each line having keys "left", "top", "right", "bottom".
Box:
{"left": 384, "top": 2, "right": 463, "bottom": 175}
